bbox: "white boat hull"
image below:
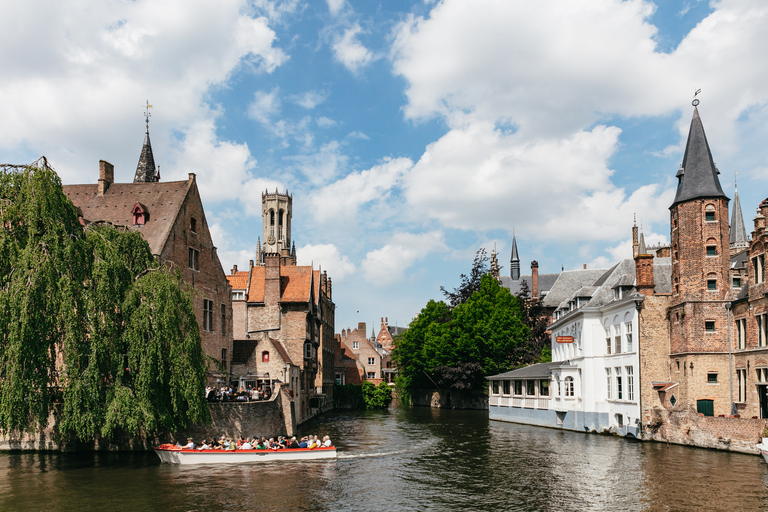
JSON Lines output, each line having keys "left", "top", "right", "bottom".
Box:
{"left": 154, "top": 446, "right": 337, "bottom": 464}
{"left": 757, "top": 441, "right": 768, "bottom": 464}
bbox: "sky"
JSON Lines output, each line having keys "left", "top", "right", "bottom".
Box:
{"left": 2, "top": 0, "right": 768, "bottom": 334}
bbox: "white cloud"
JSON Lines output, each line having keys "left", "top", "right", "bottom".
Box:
{"left": 332, "top": 23, "right": 373, "bottom": 73}
{"left": 0, "top": 0, "right": 286, "bottom": 185}
{"left": 290, "top": 90, "right": 329, "bottom": 109}
{"left": 247, "top": 88, "right": 282, "bottom": 125}
{"left": 285, "top": 140, "right": 348, "bottom": 185}
{"left": 296, "top": 244, "right": 356, "bottom": 281}
{"left": 361, "top": 231, "right": 446, "bottom": 286}
{"left": 311, "top": 157, "right": 412, "bottom": 223}
{"left": 327, "top": 0, "right": 345, "bottom": 17}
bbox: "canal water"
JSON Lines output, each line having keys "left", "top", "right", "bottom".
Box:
{"left": 2, "top": 407, "right": 768, "bottom": 511}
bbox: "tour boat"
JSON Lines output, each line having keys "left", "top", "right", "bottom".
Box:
{"left": 757, "top": 439, "right": 768, "bottom": 464}
{"left": 153, "top": 445, "right": 337, "bottom": 464}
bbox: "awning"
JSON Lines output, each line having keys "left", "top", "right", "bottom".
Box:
{"left": 651, "top": 382, "right": 678, "bottom": 392}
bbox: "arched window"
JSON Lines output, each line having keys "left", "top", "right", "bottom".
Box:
{"left": 706, "top": 238, "right": 717, "bottom": 257}
{"left": 564, "top": 377, "right": 575, "bottom": 397}
{"left": 705, "top": 204, "right": 716, "bottom": 222}
{"left": 270, "top": 210, "right": 275, "bottom": 226}
{"left": 262, "top": 351, "right": 270, "bottom": 363}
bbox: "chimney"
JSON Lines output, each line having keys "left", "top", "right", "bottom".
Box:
{"left": 231, "top": 264, "right": 238, "bottom": 275}
{"left": 98, "top": 160, "right": 114, "bottom": 196}
{"left": 385, "top": 317, "right": 388, "bottom": 327}
{"left": 531, "top": 261, "right": 539, "bottom": 299}
{"left": 583, "top": 264, "right": 587, "bottom": 269}
{"left": 635, "top": 253, "right": 655, "bottom": 296}
{"left": 358, "top": 322, "right": 366, "bottom": 332}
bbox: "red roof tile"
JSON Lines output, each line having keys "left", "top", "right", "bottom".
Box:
{"left": 226, "top": 271, "right": 249, "bottom": 290}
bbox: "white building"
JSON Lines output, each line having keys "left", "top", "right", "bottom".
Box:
{"left": 489, "top": 257, "right": 670, "bottom": 437}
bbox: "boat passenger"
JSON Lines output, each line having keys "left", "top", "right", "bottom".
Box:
{"left": 226, "top": 438, "right": 236, "bottom": 451}
{"left": 289, "top": 436, "right": 300, "bottom": 449}
{"left": 182, "top": 437, "right": 195, "bottom": 449}
{"left": 199, "top": 440, "right": 211, "bottom": 450}
{"left": 322, "top": 436, "right": 332, "bottom": 447}
{"left": 298, "top": 436, "right": 308, "bottom": 449}
{"left": 241, "top": 440, "right": 253, "bottom": 450}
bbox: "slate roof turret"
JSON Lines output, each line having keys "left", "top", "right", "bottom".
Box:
{"left": 134, "top": 125, "right": 158, "bottom": 183}
{"left": 671, "top": 106, "right": 728, "bottom": 207}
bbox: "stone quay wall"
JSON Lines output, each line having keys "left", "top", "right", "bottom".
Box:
{"left": 642, "top": 405, "right": 767, "bottom": 454}
{"left": 0, "top": 387, "right": 297, "bottom": 452}
{"left": 411, "top": 389, "right": 488, "bottom": 410}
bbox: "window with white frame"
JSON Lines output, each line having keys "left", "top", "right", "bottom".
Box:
{"left": 514, "top": 380, "right": 523, "bottom": 396}
{"left": 605, "top": 328, "right": 612, "bottom": 355}
{"left": 737, "top": 318, "right": 747, "bottom": 350}
{"left": 188, "top": 247, "right": 199, "bottom": 271}
{"left": 352, "top": 341, "right": 359, "bottom": 349}
{"left": 759, "top": 315, "right": 768, "bottom": 347}
{"left": 625, "top": 322, "right": 633, "bottom": 352}
{"left": 614, "top": 325, "right": 621, "bottom": 354}
{"left": 615, "top": 367, "right": 623, "bottom": 400}
{"left": 367, "top": 357, "right": 375, "bottom": 365}
{"left": 231, "top": 290, "right": 245, "bottom": 301}
{"left": 626, "top": 366, "right": 634, "bottom": 401}
{"left": 606, "top": 368, "right": 612, "bottom": 400}
{"left": 366, "top": 372, "right": 376, "bottom": 379}
{"left": 737, "top": 368, "right": 747, "bottom": 402}
{"left": 564, "top": 377, "right": 574, "bottom": 397}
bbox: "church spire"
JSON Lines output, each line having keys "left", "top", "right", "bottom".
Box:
{"left": 510, "top": 232, "right": 520, "bottom": 280}
{"left": 638, "top": 230, "right": 647, "bottom": 255}
{"left": 671, "top": 101, "right": 728, "bottom": 207}
{"left": 730, "top": 176, "right": 749, "bottom": 251}
{"left": 133, "top": 101, "right": 158, "bottom": 183}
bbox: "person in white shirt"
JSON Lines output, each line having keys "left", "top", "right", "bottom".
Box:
{"left": 322, "top": 436, "right": 332, "bottom": 447}
{"left": 182, "top": 437, "right": 195, "bottom": 449}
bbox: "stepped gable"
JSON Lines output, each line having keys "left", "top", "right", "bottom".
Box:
{"left": 672, "top": 107, "right": 728, "bottom": 206}
{"left": 62, "top": 180, "right": 189, "bottom": 255}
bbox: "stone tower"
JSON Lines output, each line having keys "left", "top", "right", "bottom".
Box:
{"left": 668, "top": 103, "right": 731, "bottom": 415}
{"left": 261, "top": 189, "right": 292, "bottom": 259}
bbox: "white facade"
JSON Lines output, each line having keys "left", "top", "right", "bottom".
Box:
{"left": 549, "top": 297, "right": 641, "bottom": 435}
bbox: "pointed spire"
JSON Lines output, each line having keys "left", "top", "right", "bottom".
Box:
{"left": 638, "top": 231, "right": 647, "bottom": 255}
{"left": 291, "top": 241, "right": 296, "bottom": 259}
{"left": 510, "top": 233, "right": 520, "bottom": 280}
{"left": 134, "top": 101, "right": 157, "bottom": 183}
{"left": 730, "top": 176, "right": 749, "bottom": 249}
{"left": 672, "top": 103, "right": 728, "bottom": 206}
{"left": 256, "top": 237, "right": 263, "bottom": 265}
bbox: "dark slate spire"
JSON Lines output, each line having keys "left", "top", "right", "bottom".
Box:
{"left": 134, "top": 102, "right": 157, "bottom": 183}
{"left": 672, "top": 105, "right": 728, "bottom": 207}
{"left": 638, "top": 231, "right": 647, "bottom": 255}
{"left": 730, "top": 180, "right": 748, "bottom": 250}
{"left": 510, "top": 233, "right": 520, "bottom": 280}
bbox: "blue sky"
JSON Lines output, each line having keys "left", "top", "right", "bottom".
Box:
{"left": 2, "top": 0, "right": 768, "bottom": 333}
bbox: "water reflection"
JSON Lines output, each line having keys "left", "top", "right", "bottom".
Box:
{"left": 0, "top": 408, "right": 767, "bottom": 511}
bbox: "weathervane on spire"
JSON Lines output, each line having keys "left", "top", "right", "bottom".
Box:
{"left": 144, "top": 100, "right": 153, "bottom": 130}
{"left": 692, "top": 88, "right": 701, "bottom": 107}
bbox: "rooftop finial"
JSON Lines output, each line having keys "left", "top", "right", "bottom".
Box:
{"left": 735, "top": 171, "right": 739, "bottom": 190}
{"left": 144, "top": 100, "right": 153, "bottom": 131}
{"left": 692, "top": 88, "right": 701, "bottom": 107}
{"left": 633, "top": 212, "right": 636, "bottom": 225}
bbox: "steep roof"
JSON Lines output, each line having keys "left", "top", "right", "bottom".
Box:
{"left": 134, "top": 128, "right": 157, "bottom": 183}
{"left": 242, "top": 265, "right": 315, "bottom": 304}
{"left": 730, "top": 185, "right": 748, "bottom": 246}
{"left": 227, "top": 271, "right": 249, "bottom": 290}
{"left": 246, "top": 267, "right": 266, "bottom": 302}
{"left": 541, "top": 269, "right": 607, "bottom": 308}
{"left": 500, "top": 273, "right": 560, "bottom": 298}
{"left": 62, "top": 179, "right": 190, "bottom": 255}
{"left": 672, "top": 106, "right": 728, "bottom": 207}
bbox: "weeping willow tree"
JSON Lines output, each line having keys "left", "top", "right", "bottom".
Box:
{"left": 0, "top": 159, "right": 209, "bottom": 441}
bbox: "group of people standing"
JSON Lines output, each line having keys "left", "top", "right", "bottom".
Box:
{"left": 181, "top": 434, "right": 332, "bottom": 451}
{"left": 205, "top": 385, "right": 272, "bottom": 402}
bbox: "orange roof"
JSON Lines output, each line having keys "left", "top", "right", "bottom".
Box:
{"left": 226, "top": 271, "right": 249, "bottom": 290}
{"left": 280, "top": 266, "right": 314, "bottom": 303}
{"left": 244, "top": 265, "right": 315, "bottom": 304}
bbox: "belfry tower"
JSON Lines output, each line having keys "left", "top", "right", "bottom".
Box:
{"left": 261, "top": 189, "right": 294, "bottom": 263}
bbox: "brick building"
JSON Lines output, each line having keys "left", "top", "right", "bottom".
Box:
{"left": 337, "top": 322, "right": 384, "bottom": 384}
{"left": 227, "top": 191, "right": 335, "bottom": 425}
{"left": 375, "top": 317, "right": 406, "bottom": 383}
{"left": 62, "top": 122, "right": 232, "bottom": 384}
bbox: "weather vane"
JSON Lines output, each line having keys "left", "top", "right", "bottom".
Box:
{"left": 692, "top": 88, "right": 701, "bottom": 107}
{"left": 144, "top": 100, "right": 153, "bottom": 128}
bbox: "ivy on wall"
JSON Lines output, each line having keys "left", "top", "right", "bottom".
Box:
{"left": 0, "top": 160, "right": 209, "bottom": 441}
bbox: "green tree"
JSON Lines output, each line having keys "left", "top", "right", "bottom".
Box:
{"left": 513, "top": 279, "right": 552, "bottom": 366}
{"left": 361, "top": 381, "right": 392, "bottom": 409}
{"left": 0, "top": 161, "right": 209, "bottom": 440}
{"left": 440, "top": 248, "right": 489, "bottom": 308}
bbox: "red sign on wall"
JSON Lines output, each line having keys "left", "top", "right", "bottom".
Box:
{"left": 556, "top": 336, "right": 574, "bottom": 344}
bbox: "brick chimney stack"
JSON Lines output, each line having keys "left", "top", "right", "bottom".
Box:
{"left": 98, "top": 160, "right": 114, "bottom": 196}
{"left": 231, "top": 264, "right": 238, "bottom": 275}
{"left": 531, "top": 261, "right": 539, "bottom": 299}
{"left": 635, "top": 254, "right": 655, "bottom": 296}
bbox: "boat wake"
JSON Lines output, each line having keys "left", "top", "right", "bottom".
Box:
{"left": 337, "top": 450, "right": 408, "bottom": 459}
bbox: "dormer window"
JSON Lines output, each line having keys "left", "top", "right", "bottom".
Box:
{"left": 131, "top": 203, "right": 148, "bottom": 226}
